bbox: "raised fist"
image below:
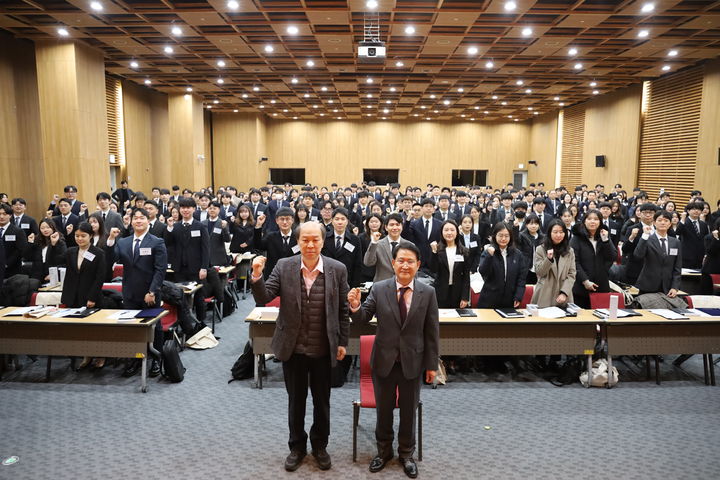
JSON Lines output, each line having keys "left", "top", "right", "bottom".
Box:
{"left": 256, "top": 214, "right": 266, "bottom": 227}
{"left": 252, "top": 256, "right": 267, "bottom": 276}
{"left": 486, "top": 246, "right": 496, "bottom": 256}
{"left": 371, "top": 231, "right": 382, "bottom": 243}
{"left": 66, "top": 224, "right": 74, "bottom": 235}
{"left": 50, "top": 232, "right": 60, "bottom": 246}
{"left": 546, "top": 248, "right": 554, "bottom": 260}
{"left": 430, "top": 241, "right": 438, "bottom": 254}
{"left": 347, "top": 287, "right": 362, "bottom": 310}
{"left": 108, "top": 227, "right": 121, "bottom": 240}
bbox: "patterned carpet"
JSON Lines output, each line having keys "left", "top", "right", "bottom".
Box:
{"left": 1, "top": 297, "right": 719, "bottom": 480}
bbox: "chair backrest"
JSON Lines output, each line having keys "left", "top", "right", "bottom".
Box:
{"left": 161, "top": 303, "right": 178, "bottom": 332}
{"left": 112, "top": 264, "right": 124, "bottom": 279}
{"left": 359, "top": 335, "right": 377, "bottom": 408}
{"left": 589, "top": 292, "right": 626, "bottom": 309}
{"left": 711, "top": 274, "right": 720, "bottom": 288}
{"left": 615, "top": 245, "right": 622, "bottom": 265}
{"left": 265, "top": 297, "right": 281, "bottom": 307}
{"left": 519, "top": 284, "right": 534, "bottom": 308}
{"left": 29, "top": 292, "right": 38, "bottom": 306}
{"left": 470, "top": 290, "right": 480, "bottom": 308}
{"left": 685, "top": 296, "right": 694, "bottom": 308}
{"left": 102, "top": 283, "right": 123, "bottom": 293}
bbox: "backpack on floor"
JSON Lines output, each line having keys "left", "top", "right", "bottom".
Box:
{"left": 229, "top": 341, "right": 254, "bottom": 382}
{"left": 161, "top": 337, "right": 186, "bottom": 383}
{"left": 549, "top": 357, "right": 583, "bottom": 387}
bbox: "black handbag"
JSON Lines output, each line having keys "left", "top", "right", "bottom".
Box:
{"left": 161, "top": 338, "right": 186, "bottom": 383}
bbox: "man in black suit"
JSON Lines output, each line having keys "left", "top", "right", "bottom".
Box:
{"left": 245, "top": 188, "right": 267, "bottom": 220}
{"left": 633, "top": 210, "right": 682, "bottom": 296}
{"left": 204, "top": 201, "right": 231, "bottom": 267}
{"left": 621, "top": 203, "right": 658, "bottom": 285}
{"left": 193, "top": 193, "right": 212, "bottom": 222}
{"left": 253, "top": 207, "right": 299, "bottom": 279}
{"left": 300, "top": 193, "right": 322, "bottom": 221}
{"left": 680, "top": 201, "right": 709, "bottom": 269}
{"left": 545, "top": 189, "right": 562, "bottom": 217}
{"left": 321, "top": 208, "right": 363, "bottom": 288}
{"left": 265, "top": 189, "right": 291, "bottom": 234}
{"left": 348, "top": 243, "right": 439, "bottom": 478}
{"left": 52, "top": 198, "right": 80, "bottom": 247}
{"left": 599, "top": 202, "right": 622, "bottom": 245}
{"left": 404, "top": 198, "right": 442, "bottom": 272}
{"left": 530, "top": 197, "right": 553, "bottom": 233}
{"left": 165, "top": 197, "right": 211, "bottom": 323}
{"left": 141, "top": 200, "right": 167, "bottom": 240}
{"left": 453, "top": 191, "right": 472, "bottom": 218}
{"left": 0, "top": 204, "right": 29, "bottom": 277}
{"left": 49, "top": 185, "right": 84, "bottom": 216}
{"left": 10, "top": 198, "right": 39, "bottom": 238}
{"left": 157, "top": 188, "right": 172, "bottom": 218}
{"left": 112, "top": 180, "right": 134, "bottom": 211}
{"left": 433, "top": 195, "right": 457, "bottom": 223}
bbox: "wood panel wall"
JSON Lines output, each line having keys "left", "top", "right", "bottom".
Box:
{"left": 560, "top": 104, "right": 585, "bottom": 189}
{"left": 168, "top": 93, "right": 206, "bottom": 190}
{"left": 528, "top": 112, "right": 558, "bottom": 187}
{"left": 696, "top": 59, "right": 720, "bottom": 205}
{"left": 211, "top": 112, "right": 269, "bottom": 189}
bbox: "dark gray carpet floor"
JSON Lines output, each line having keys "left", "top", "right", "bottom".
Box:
{"left": 2, "top": 297, "right": 720, "bottom": 480}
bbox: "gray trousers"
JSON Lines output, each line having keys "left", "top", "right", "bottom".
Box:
{"left": 372, "top": 362, "right": 421, "bottom": 459}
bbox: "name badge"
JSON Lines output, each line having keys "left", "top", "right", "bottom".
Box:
{"left": 139, "top": 247, "right": 152, "bottom": 256}
{"left": 21, "top": 223, "right": 30, "bottom": 229}
{"left": 469, "top": 241, "right": 478, "bottom": 248}
{"left": 344, "top": 242, "right": 356, "bottom": 253}
{"left": 83, "top": 251, "right": 96, "bottom": 262}
{"left": 191, "top": 230, "right": 200, "bottom": 237}
{"left": 213, "top": 227, "right": 222, "bottom": 234}
{"left": 310, "top": 216, "right": 318, "bottom": 221}
{"left": 5, "top": 235, "right": 16, "bottom": 241}
{"left": 291, "top": 244, "right": 300, "bottom": 254}
{"left": 610, "top": 229, "right": 617, "bottom": 235}
{"left": 669, "top": 248, "right": 678, "bottom": 256}
{"left": 454, "top": 255, "right": 464, "bottom": 262}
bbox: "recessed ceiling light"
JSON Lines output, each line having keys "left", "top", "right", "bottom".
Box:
{"left": 90, "top": 2, "right": 103, "bottom": 12}
{"left": 592, "top": 90, "right": 600, "bottom": 95}
{"left": 504, "top": 1, "right": 517, "bottom": 12}
{"left": 253, "top": 86, "right": 260, "bottom": 91}
{"left": 171, "top": 26, "right": 182, "bottom": 36}
{"left": 516, "top": 80, "right": 524, "bottom": 85}
{"left": 590, "top": 81, "right": 597, "bottom": 87}
{"left": 405, "top": 26, "right": 415, "bottom": 35}
{"left": 443, "top": 100, "right": 450, "bottom": 105}
{"left": 286, "top": 25, "right": 299, "bottom": 35}
{"left": 366, "top": 77, "right": 374, "bottom": 84}
{"left": 395, "top": 61, "right": 404, "bottom": 67}
{"left": 305, "top": 60, "right": 315, "bottom": 67}
{"left": 130, "top": 61, "right": 139, "bottom": 68}
{"left": 227, "top": 0, "right": 239, "bottom": 9}
{"left": 383, "top": 108, "right": 390, "bottom": 114}
{"left": 366, "top": 0, "right": 378, "bottom": 9}
{"left": 320, "top": 113, "right": 325, "bottom": 116}
{"left": 492, "top": 95, "right": 498, "bottom": 100}
{"left": 389, "top": 87, "right": 396, "bottom": 92}
{"left": 434, "top": 110, "right": 439, "bottom": 113}
{"left": 272, "top": 113, "right": 277, "bottom": 116}
{"left": 217, "top": 60, "right": 226, "bottom": 67}
{"left": 213, "top": 99, "right": 219, "bottom": 104}
{"left": 242, "top": 93, "right": 248, "bottom": 98}
{"left": 291, "top": 78, "right": 298, "bottom": 84}
{"left": 514, "top": 119, "right": 519, "bottom": 122}
{"left": 528, "top": 107, "right": 533, "bottom": 110}
{"left": 264, "top": 45, "right": 274, "bottom": 53}
{"left": 457, "top": 87, "right": 464, "bottom": 92}
{"left": 470, "top": 118, "right": 475, "bottom": 121}
{"left": 484, "top": 111, "right": 489, "bottom": 114}
{"left": 164, "top": 46, "right": 174, "bottom": 54}
{"left": 413, "top": 114, "right": 419, "bottom": 117}
{"left": 461, "top": 114, "right": 466, "bottom": 118}
{"left": 283, "top": 109, "right": 288, "bottom": 112}
{"left": 313, "top": 105, "right": 319, "bottom": 108}
{"left": 58, "top": 27, "right": 69, "bottom": 37}
{"left": 525, "top": 89, "right": 532, "bottom": 94}
{"left": 662, "top": 65, "right": 671, "bottom": 71}
{"left": 217, "top": 78, "right": 224, "bottom": 84}
{"left": 293, "top": 117, "right": 298, "bottom": 120}
{"left": 270, "top": 99, "right": 276, "bottom": 104}
{"left": 386, "top": 100, "right": 391, "bottom": 104}
{"left": 467, "top": 46, "right": 478, "bottom": 55}
{"left": 333, "top": 109, "right": 339, "bottom": 112}
{"left": 534, "top": 111, "right": 539, "bottom": 115}
{"left": 144, "top": 79, "right": 151, "bottom": 85}
{"left": 668, "top": 49, "right": 678, "bottom": 57}
{"left": 303, "top": 93, "right": 310, "bottom": 98}
{"left": 559, "top": 102, "right": 565, "bottom": 106}
{"left": 365, "top": 105, "right": 373, "bottom": 108}
{"left": 420, "top": 105, "right": 427, "bottom": 109}
{"left": 554, "top": 96, "right": 560, "bottom": 101}
{"left": 521, "top": 27, "right": 533, "bottom": 37}
{"left": 508, "top": 115, "right": 513, "bottom": 118}
{"left": 426, "top": 118, "right": 431, "bottom": 121}
{"left": 474, "top": 106, "right": 480, "bottom": 110}
{"left": 186, "top": 87, "right": 193, "bottom": 92}
{"left": 366, "top": 94, "right": 372, "bottom": 98}
{"left": 233, "top": 109, "right": 238, "bottom": 113}
{"left": 207, "top": 105, "right": 212, "bottom": 109}
{"left": 430, "top": 94, "right": 436, "bottom": 99}
{"left": 641, "top": 3, "right": 655, "bottom": 13}
{"left": 501, "top": 101, "right": 507, "bottom": 105}
{"left": 574, "top": 63, "right": 583, "bottom": 70}
{"left": 328, "top": 100, "right": 334, "bottom": 103}
{"left": 485, "top": 61, "right": 494, "bottom": 69}
{"left": 638, "top": 30, "right": 649, "bottom": 38}
{"left": 321, "top": 86, "right": 328, "bottom": 91}
{"left": 568, "top": 47, "right": 578, "bottom": 56}
{"left": 259, "top": 105, "right": 265, "bottom": 108}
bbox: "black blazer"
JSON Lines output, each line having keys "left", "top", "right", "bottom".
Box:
{"left": 458, "top": 233, "right": 481, "bottom": 272}
{"left": 633, "top": 234, "right": 682, "bottom": 294}
{"left": 570, "top": 227, "right": 616, "bottom": 307}
{"left": 403, "top": 217, "right": 443, "bottom": 269}
{"left": 518, "top": 231, "right": 545, "bottom": 267}
{"left": 702, "top": 233, "right": 720, "bottom": 275}
{"left": 1, "top": 224, "right": 29, "bottom": 277}
{"left": 321, "top": 230, "right": 363, "bottom": 288}
{"left": 229, "top": 222, "right": 255, "bottom": 253}
{"left": 13, "top": 214, "right": 39, "bottom": 238}
{"left": 476, "top": 247, "right": 528, "bottom": 308}
{"left": 433, "top": 209, "right": 458, "bottom": 223}
{"left": 203, "top": 218, "right": 231, "bottom": 267}
{"left": 52, "top": 213, "right": 80, "bottom": 247}
{"left": 61, "top": 245, "right": 106, "bottom": 307}
{"left": 165, "top": 220, "right": 210, "bottom": 275}
{"left": 148, "top": 220, "right": 167, "bottom": 241}
{"left": 29, "top": 239, "right": 67, "bottom": 281}
{"left": 92, "top": 236, "right": 116, "bottom": 282}
{"left": 253, "top": 227, "right": 299, "bottom": 278}
{"left": 680, "top": 218, "right": 709, "bottom": 269}
{"left": 358, "top": 232, "right": 376, "bottom": 283}
{"left": 244, "top": 202, "right": 267, "bottom": 219}
{"left": 430, "top": 246, "right": 471, "bottom": 308}
{"left": 601, "top": 217, "right": 623, "bottom": 245}
{"left": 115, "top": 234, "right": 167, "bottom": 304}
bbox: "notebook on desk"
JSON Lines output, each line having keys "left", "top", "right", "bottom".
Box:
{"left": 494, "top": 308, "right": 524, "bottom": 318}
{"left": 456, "top": 308, "right": 477, "bottom": 317}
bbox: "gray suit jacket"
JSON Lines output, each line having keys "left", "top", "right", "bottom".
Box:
{"left": 251, "top": 254, "right": 350, "bottom": 366}
{"left": 363, "top": 236, "right": 415, "bottom": 283}
{"left": 352, "top": 277, "right": 439, "bottom": 379}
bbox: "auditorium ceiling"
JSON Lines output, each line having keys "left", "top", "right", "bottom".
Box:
{"left": 1, "top": 0, "right": 719, "bottom": 121}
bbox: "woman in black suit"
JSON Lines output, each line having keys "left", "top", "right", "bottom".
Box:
{"left": 518, "top": 214, "right": 546, "bottom": 284}
{"left": 477, "top": 222, "right": 529, "bottom": 309}
{"left": 61, "top": 222, "right": 106, "bottom": 309}
{"left": 88, "top": 212, "right": 115, "bottom": 282}
{"left": 458, "top": 214, "right": 481, "bottom": 272}
{"left": 229, "top": 205, "right": 255, "bottom": 254}
{"left": 700, "top": 217, "right": 720, "bottom": 294}
{"left": 29, "top": 218, "right": 67, "bottom": 282}
{"left": 430, "top": 220, "right": 470, "bottom": 309}
{"left": 569, "top": 209, "right": 616, "bottom": 309}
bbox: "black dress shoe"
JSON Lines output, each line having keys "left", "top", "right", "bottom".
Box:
{"left": 399, "top": 457, "right": 418, "bottom": 478}
{"left": 149, "top": 360, "right": 161, "bottom": 378}
{"left": 312, "top": 448, "right": 331, "bottom": 470}
{"left": 284, "top": 450, "right": 306, "bottom": 472}
{"left": 122, "top": 359, "right": 141, "bottom": 378}
{"left": 369, "top": 455, "right": 393, "bottom": 473}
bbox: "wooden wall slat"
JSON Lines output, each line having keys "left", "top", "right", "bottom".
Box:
{"left": 560, "top": 103, "right": 585, "bottom": 189}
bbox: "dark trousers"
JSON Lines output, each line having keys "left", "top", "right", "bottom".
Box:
{"left": 174, "top": 271, "right": 207, "bottom": 321}
{"left": 124, "top": 298, "right": 163, "bottom": 353}
{"left": 282, "top": 353, "right": 331, "bottom": 452}
{"left": 372, "top": 362, "right": 421, "bottom": 459}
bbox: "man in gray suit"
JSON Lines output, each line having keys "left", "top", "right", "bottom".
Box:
{"left": 364, "top": 213, "right": 416, "bottom": 282}
{"left": 348, "top": 243, "right": 439, "bottom": 478}
{"left": 81, "top": 192, "right": 125, "bottom": 232}
{"left": 251, "top": 221, "right": 350, "bottom": 472}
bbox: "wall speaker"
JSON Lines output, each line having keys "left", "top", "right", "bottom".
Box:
{"left": 595, "top": 155, "right": 606, "bottom": 168}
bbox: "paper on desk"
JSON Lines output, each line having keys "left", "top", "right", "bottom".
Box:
{"left": 681, "top": 268, "right": 701, "bottom": 275}
{"left": 648, "top": 309, "right": 688, "bottom": 320}
{"left": 108, "top": 310, "right": 142, "bottom": 320}
{"left": 595, "top": 309, "right": 635, "bottom": 318}
{"left": 6, "top": 307, "right": 38, "bottom": 316}
{"left": 438, "top": 309, "right": 460, "bottom": 318}
{"left": 470, "top": 272, "right": 484, "bottom": 294}
{"left": 254, "top": 307, "right": 279, "bottom": 319}
{"left": 537, "top": 307, "right": 567, "bottom": 319}
{"left": 685, "top": 308, "right": 711, "bottom": 317}
{"left": 50, "top": 308, "right": 85, "bottom": 318}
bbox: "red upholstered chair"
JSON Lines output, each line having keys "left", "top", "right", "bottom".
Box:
{"left": 519, "top": 285, "right": 534, "bottom": 308}
{"left": 102, "top": 283, "right": 123, "bottom": 293}
{"left": 352, "top": 335, "right": 422, "bottom": 463}
{"left": 265, "top": 297, "right": 281, "bottom": 308}
{"left": 589, "top": 292, "right": 626, "bottom": 309}
{"left": 470, "top": 290, "right": 480, "bottom": 307}
{"left": 685, "top": 296, "right": 694, "bottom": 308}
{"left": 615, "top": 245, "right": 622, "bottom": 265}
{"left": 29, "top": 292, "right": 38, "bottom": 306}
{"left": 711, "top": 274, "right": 720, "bottom": 293}
{"left": 112, "top": 264, "right": 124, "bottom": 280}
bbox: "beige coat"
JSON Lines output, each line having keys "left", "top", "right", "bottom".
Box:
{"left": 530, "top": 245, "right": 576, "bottom": 307}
